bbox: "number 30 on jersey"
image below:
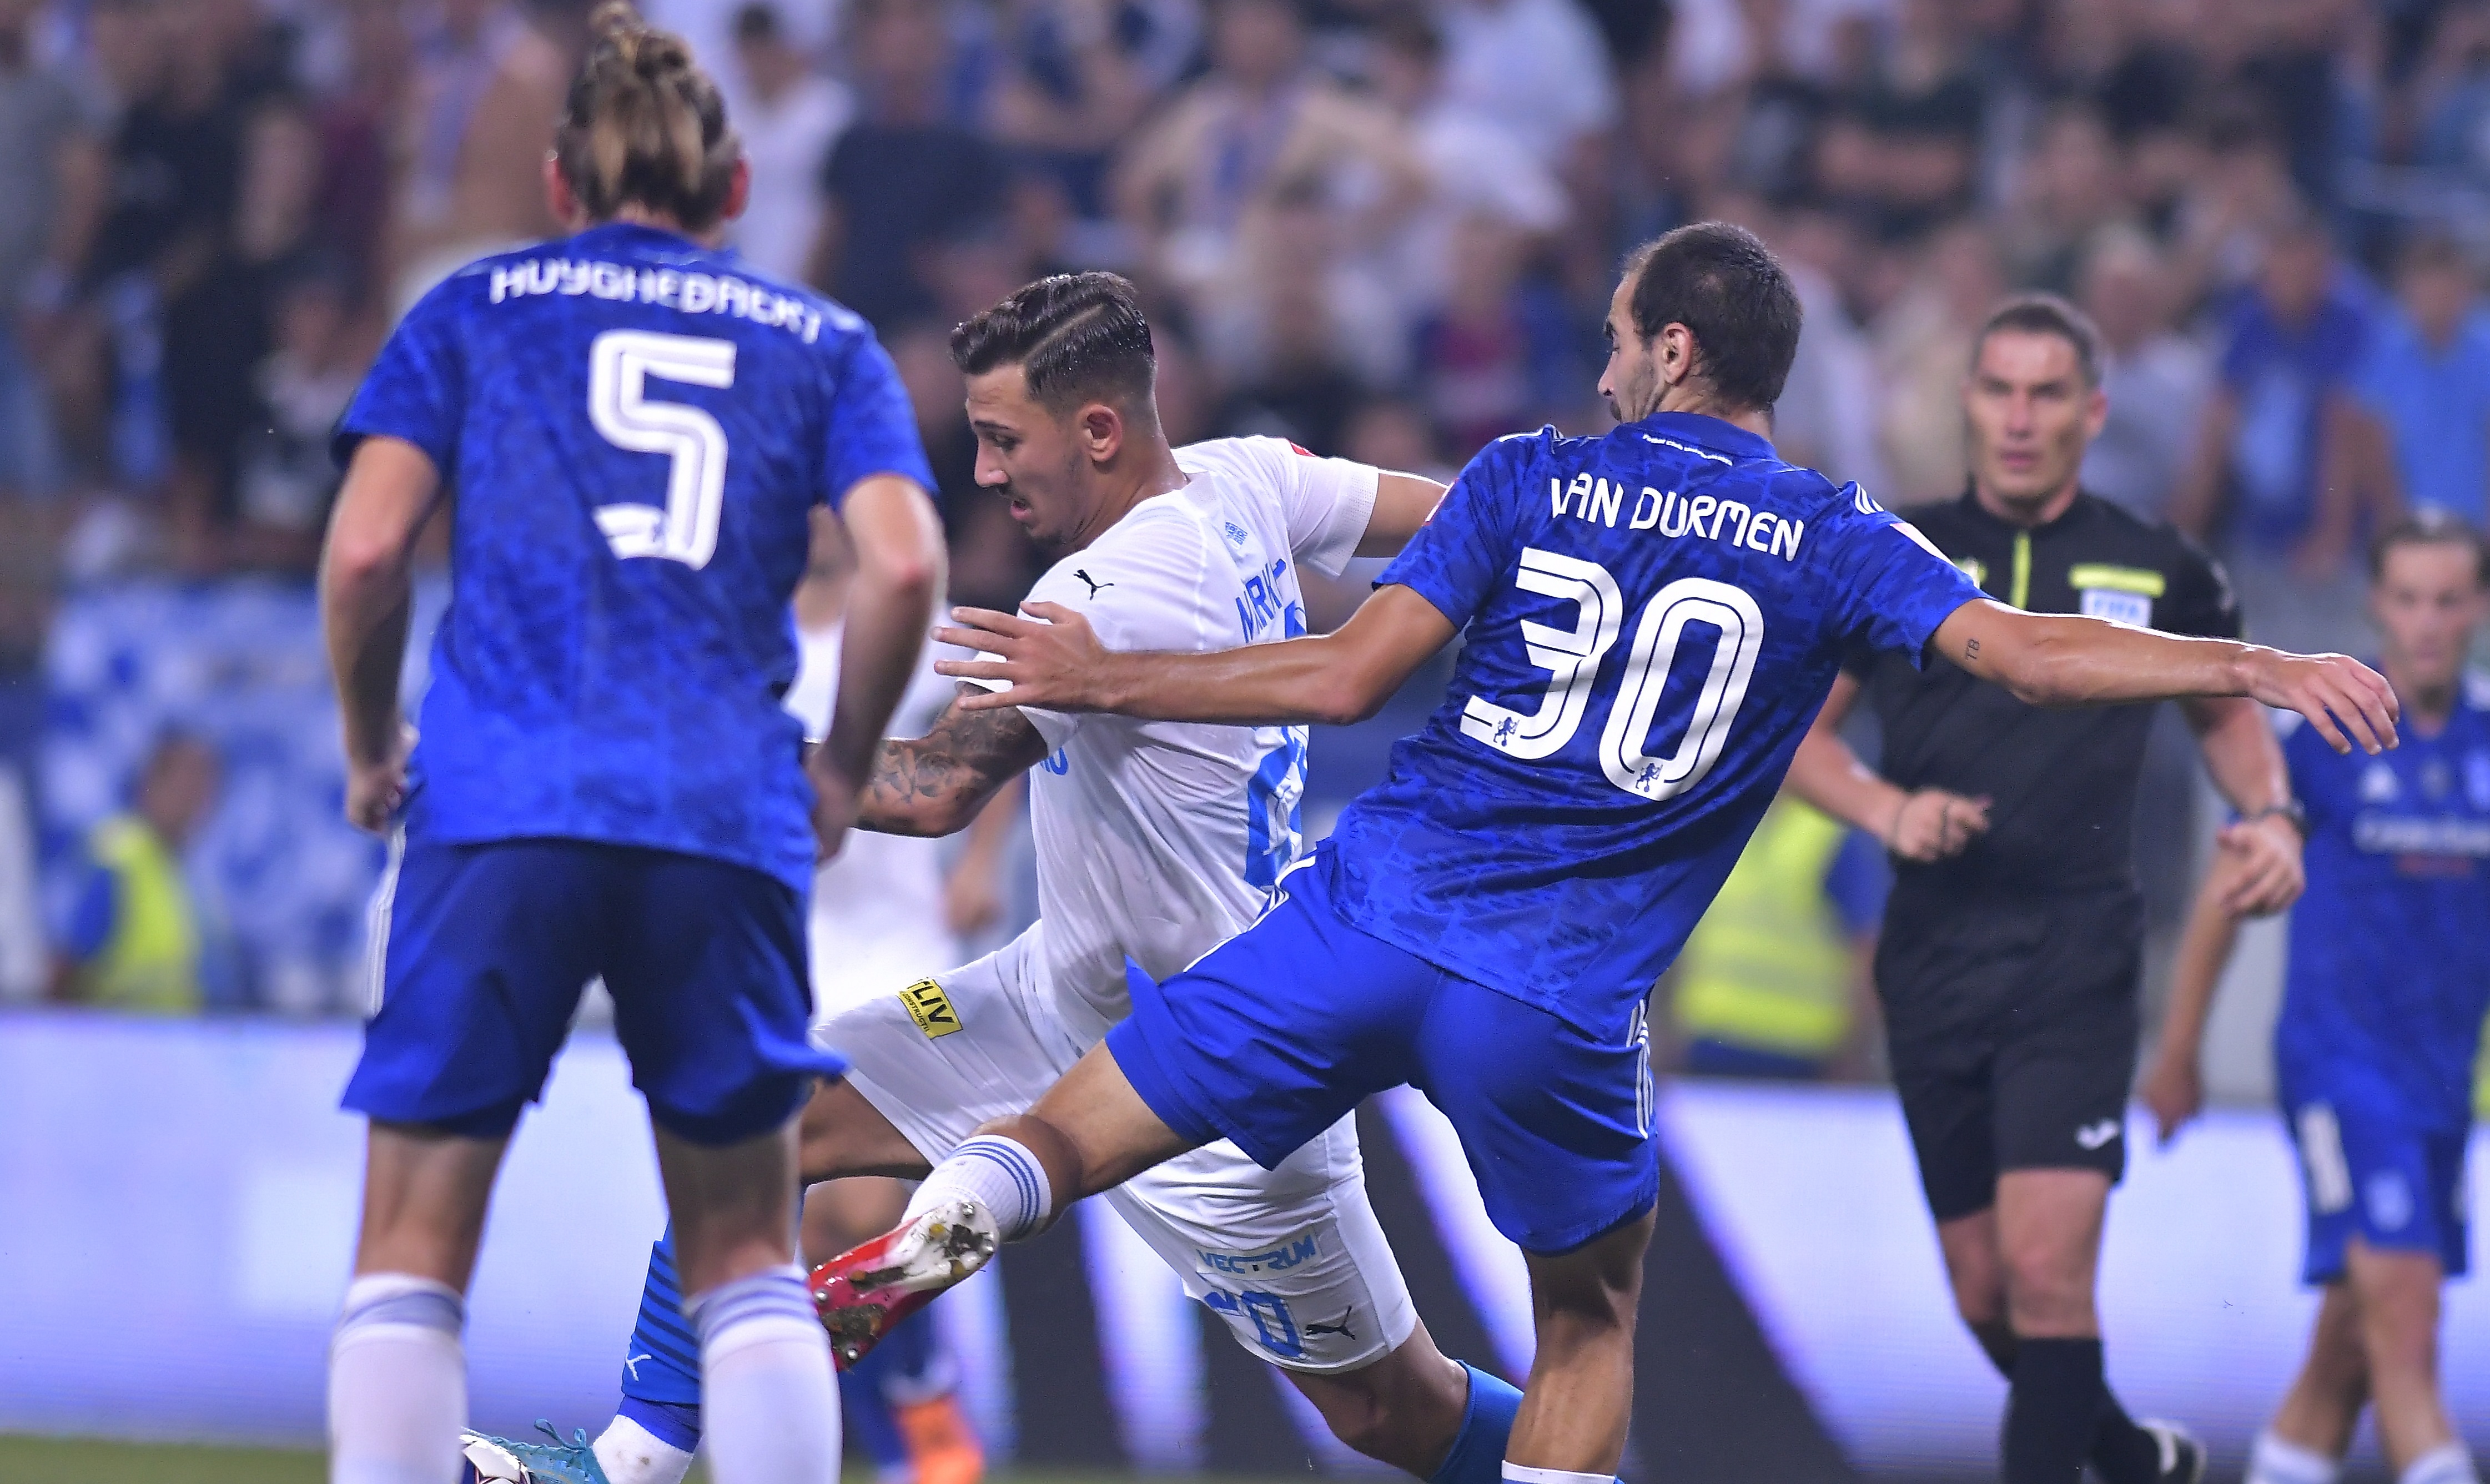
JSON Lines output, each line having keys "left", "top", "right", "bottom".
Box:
{"left": 1461, "top": 547, "right": 1762, "bottom": 802}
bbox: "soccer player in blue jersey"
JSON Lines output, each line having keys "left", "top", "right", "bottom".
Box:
{"left": 2145, "top": 511, "right": 2490, "bottom": 1484}
{"left": 316, "top": 9, "right": 944, "bottom": 1484}
{"left": 816, "top": 222, "right": 2398, "bottom": 1484}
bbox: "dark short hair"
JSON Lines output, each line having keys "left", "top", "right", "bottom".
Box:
{"left": 2370, "top": 507, "right": 2490, "bottom": 587}
{"left": 950, "top": 273, "right": 1158, "bottom": 417}
{"left": 1972, "top": 291, "right": 2104, "bottom": 388}
{"left": 1620, "top": 222, "right": 1803, "bottom": 413}
{"left": 2400, "top": 230, "right": 2471, "bottom": 279}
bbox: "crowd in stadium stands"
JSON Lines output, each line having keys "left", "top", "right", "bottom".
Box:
{"left": 1, "top": 0, "right": 2486, "bottom": 1018}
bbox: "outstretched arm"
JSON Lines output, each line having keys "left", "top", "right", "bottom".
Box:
{"left": 1932, "top": 600, "right": 2400, "bottom": 755}
{"left": 933, "top": 584, "right": 1458, "bottom": 727}
{"left": 855, "top": 691, "right": 1053, "bottom": 838}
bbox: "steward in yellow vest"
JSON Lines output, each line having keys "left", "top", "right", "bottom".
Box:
{"left": 1672, "top": 797, "right": 1884, "bottom": 1080}
{"left": 53, "top": 734, "right": 218, "bottom": 1014}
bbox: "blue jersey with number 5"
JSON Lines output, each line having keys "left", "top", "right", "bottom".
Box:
{"left": 336, "top": 222, "right": 932, "bottom": 892}
{"left": 1327, "top": 414, "right": 1983, "bottom": 1035}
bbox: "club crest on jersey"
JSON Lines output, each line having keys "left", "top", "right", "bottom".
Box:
{"left": 899, "top": 980, "right": 963, "bottom": 1038}
{"left": 2361, "top": 761, "right": 2402, "bottom": 804}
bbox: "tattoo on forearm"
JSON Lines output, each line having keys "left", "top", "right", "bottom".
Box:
{"left": 858, "top": 698, "right": 1044, "bottom": 834}
{"left": 1964, "top": 637, "right": 1980, "bottom": 661}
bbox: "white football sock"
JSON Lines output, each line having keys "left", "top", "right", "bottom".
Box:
{"left": 329, "top": 1272, "right": 466, "bottom": 1484}
{"left": 2249, "top": 1431, "right": 2341, "bottom": 1484}
{"left": 906, "top": 1134, "right": 1051, "bottom": 1240}
{"left": 593, "top": 1415, "right": 696, "bottom": 1484}
{"left": 2402, "top": 1443, "right": 2482, "bottom": 1484}
{"left": 690, "top": 1265, "right": 841, "bottom": 1484}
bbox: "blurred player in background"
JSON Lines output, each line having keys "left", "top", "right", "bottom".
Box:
{"left": 1787, "top": 294, "right": 2306, "bottom": 1484}
{"left": 582, "top": 272, "right": 1529, "bottom": 1484}
{"left": 593, "top": 517, "right": 1008, "bottom": 1484}
{"left": 316, "top": 8, "right": 944, "bottom": 1484}
{"left": 2145, "top": 511, "right": 2490, "bottom": 1484}
{"left": 819, "top": 223, "right": 2398, "bottom": 1484}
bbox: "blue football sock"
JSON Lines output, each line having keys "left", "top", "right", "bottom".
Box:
{"left": 842, "top": 1342, "right": 913, "bottom": 1472}
{"left": 617, "top": 1227, "right": 705, "bottom": 1413}
{"left": 1430, "top": 1362, "right": 1523, "bottom": 1484}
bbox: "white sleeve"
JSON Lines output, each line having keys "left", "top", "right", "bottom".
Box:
{"left": 958, "top": 511, "right": 1215, "bottom": 751}
{"left": 1229, "top": 435, "right": 1380, "bottom": 578}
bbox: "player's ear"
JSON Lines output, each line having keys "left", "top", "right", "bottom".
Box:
{"left": 720, "top": 156, "right": 752, "bottom": 225}
{"left": 1078, "top": 401, "right": 1124, "bottom": 464}
{"left": 1657, "top": 323, "right": 1697, "bottom": 388}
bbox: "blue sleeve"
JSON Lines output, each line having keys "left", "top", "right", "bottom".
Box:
{"left": 1821, "top": 828, "right": 1888, "bottom": 937}
{"left": 821, "top": 330, "right": 936, "bottom": 510}
{"left": 1376, "top": 433, "right": 1532, "bottom": 628}
{"left": 61, "top": 861, "right": 115, "bottom": 963}
{"left": 334, "top": 281, "right": 465, "bottom": 473}
{"left": 1807, "top": 482, "right": 1986, "bottom": 667}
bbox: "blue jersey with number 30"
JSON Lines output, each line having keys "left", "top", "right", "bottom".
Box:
{"left": 336, "top": 222, "right": 932, "bottom": 892}
{"left": 1327, "top": 414, "right": 1984, "bottom": 1035}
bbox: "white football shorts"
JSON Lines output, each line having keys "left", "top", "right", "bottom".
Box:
{"left": 821, "top": 922, "right": 1418, "bottom": 1372}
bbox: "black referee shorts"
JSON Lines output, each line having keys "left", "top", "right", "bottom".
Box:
{"left": 1876, "top": 891, "right": 2143, "bottom": 1224}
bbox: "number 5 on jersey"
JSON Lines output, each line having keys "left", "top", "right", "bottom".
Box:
{"left": 1462, "top": 547, "right": 1762, "bottom": 802}
{"left": 588, "top": 329, "right": 736, "bottom": 570}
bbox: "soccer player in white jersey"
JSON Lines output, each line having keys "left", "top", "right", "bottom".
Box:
{"left": 575, "top": 273, "right": 1530, "bottom": 1484}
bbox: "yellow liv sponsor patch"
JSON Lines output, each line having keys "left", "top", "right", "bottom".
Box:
{"left": 899, "top": 979, "right": 963, "bottom": 1038}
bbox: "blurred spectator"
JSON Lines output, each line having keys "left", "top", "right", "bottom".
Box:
{"left": 2077, "top": 228, "right": 2212, "bottom": 522}
{"left": 2001, "top": 102, "right": 2127, "bottom": 297}
{"left": 229, "top": 260, "right": 367, "bottom": 573}
{"left": 390, "top": 0, "right": 589, "bottom": 311}
{"left": 1198, "top": 173, "right": 1400, "bottom": 445}
{"left": 0, "top": 0, "right": 92, "bottom": 500}
{"left": 884, "top": 316, "right": 1045, "bottom": 611}
{"left": 1817, "top": 0, "right": 1983, "bottom": 240}
{"left": 1112, "top": 0, "right": 1423, "bottom": 300}
{"left": 2341, "top": 233, "right": 2490, "bottom": 531}
{"left": 2413, "top": 2, "right": 2490, "bottom": 191}
{"left": 2171, "top": 212, "right": 2374, "bottom": 595}
{"left": 725, "top": 2, "right": 852, "bottom": 283}
{"left": 986, "top": 0, "right": 1182, "bottom": 220}
{"left": 1873, "top": 218, "right": 2005, "bottom": 506}
{"left": 1433, "top": 0, "right": 1617, "bottom": 172}
{"left": 1669, "top": 797, "right": 1887, "bottom": 1082}
{"left": 1366, "top": 5, "right": 1565, "bottom": 324}
{"left": 1762, "top": 200, "right": 1889, "bottom": 494}
{"left": 51, "top": 730, "right": 219, "bottom": 1015}
{"left": 305, "top": 0, "right": 408, "bottom": 285}
{"left": 1407, "top": 211, "right": 1577, "bottom": 458}
{"left": 811, "top": 0, "right": 1007, "bottom": 328}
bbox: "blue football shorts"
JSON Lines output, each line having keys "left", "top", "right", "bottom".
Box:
{"left": 1106, "top": 848, "right": 1658, "bottom": 1254}
{"left": 2281, "top": 1060, "right": 2471, "bottom": 1284}
{"left": 342, "top": 791, "right": 845, "bottom": 1144}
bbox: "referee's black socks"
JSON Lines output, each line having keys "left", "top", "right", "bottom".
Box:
{"left": 1987, "top": 1334, "right": 2166, "bottom": 1484}
{"left": 2004, "top": 1336, "right": 2164, "bottom": 1484}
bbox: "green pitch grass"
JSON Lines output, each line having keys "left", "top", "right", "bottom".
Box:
{"left": 0, "top": 1437, "right": 1319, "bottom": 1484}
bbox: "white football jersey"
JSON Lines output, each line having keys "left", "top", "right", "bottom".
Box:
{"left": 999, "top": 436, "right": 1377, "bottom": 1040}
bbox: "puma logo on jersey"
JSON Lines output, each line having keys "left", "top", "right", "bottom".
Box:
{"left": 1074, "top": 569, "right": 1114, "bottom": 598}
{"left": 2075, "top": 1119, "right": 2121, "bottom": 1150}
{"left": 1305, "top": 1309, "right": 1357, "bottom": 1340}
{"left": 899, "top": 979, "right": 963, "bottom": 1038}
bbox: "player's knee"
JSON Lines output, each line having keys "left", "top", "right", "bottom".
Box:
{"left": 1945, "top": 1255, "right": 2009, "bottom": 1331}
{"left": 1998, "top": 1238, "right": 2095, "bottom": 1334}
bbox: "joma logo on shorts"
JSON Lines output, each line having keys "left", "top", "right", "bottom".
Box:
{"left": 899, "top": 980, "right": 962, "bottom": 1038}
{"left": 1200, "top": 1235, "right": 1318, "bottom": 1274}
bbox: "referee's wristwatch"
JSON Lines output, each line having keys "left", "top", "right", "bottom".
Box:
{"left": 2241, "top": 800, "right": 2310, "bottom": 837}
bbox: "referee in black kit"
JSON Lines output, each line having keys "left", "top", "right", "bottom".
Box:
{"left": 1787, "top": 295, "right": 2311, "bottom": 1484}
